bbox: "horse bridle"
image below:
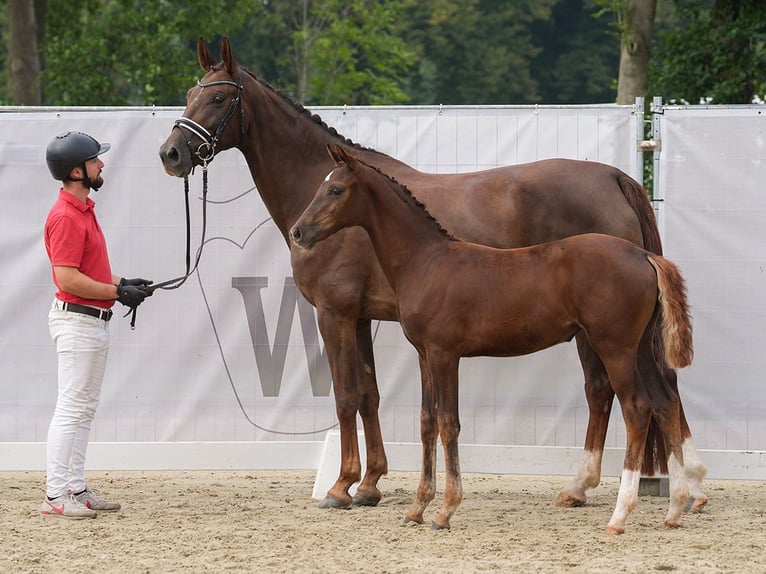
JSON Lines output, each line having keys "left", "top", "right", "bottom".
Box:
{"left": 134, "top": 71, "right": 246, "bottom": 327}
{"left": 174, "top": 70, "right": 246, "bottom": 164}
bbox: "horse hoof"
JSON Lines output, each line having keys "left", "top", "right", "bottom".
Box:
{"left": 319, "top": 495, "right": 352, "bottom": 510}
{"left": 554, "top": 492, "right": 586, "bottom": 508}
{"left": 605, "top": 525, "right": 625, "bottom": 535}
{"left": 431, "top": 521, "right": 450, "bottom": 531}
{"left": 352, "top": 490, "right": 382, "bottom": 507}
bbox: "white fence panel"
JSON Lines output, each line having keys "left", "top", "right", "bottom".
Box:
{"left": 657, "top": 104, "right": 766, "bottom": 452}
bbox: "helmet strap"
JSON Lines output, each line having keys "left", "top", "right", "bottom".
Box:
{"left": 67, "top": 162, "right": 99, "bottom": 191}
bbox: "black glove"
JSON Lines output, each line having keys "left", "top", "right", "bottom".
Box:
{"left": 116, "top": 282, "right": 147, "bottom": 308}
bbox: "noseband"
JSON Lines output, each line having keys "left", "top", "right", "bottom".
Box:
{"left": 173, "top": 70, "right": 245, "bottom": 164}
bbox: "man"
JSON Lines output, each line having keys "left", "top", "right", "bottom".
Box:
{"left": 41, "top": 131, "right": 151, "bottom": 519}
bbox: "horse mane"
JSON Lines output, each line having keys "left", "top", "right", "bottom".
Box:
{"left": 239, "top": 67, "right": 380, "bottom": 155}
{"left": 359, "top": 159, "right": 457, "bottom": 242}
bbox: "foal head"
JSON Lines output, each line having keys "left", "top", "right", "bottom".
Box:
{"left": 290, "top": 145, "right": 370, "bottom": 250}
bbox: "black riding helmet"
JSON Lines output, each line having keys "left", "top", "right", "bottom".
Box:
{"left": 46, "top": 131, "right": 111, "bottom": 190}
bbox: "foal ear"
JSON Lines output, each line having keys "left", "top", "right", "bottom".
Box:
{"left": 197, "top": 37, "right": 217, "bottom": 72}
{"left": 221, "top": 36, "right": 240, "bottom": 76}
{"left": 327, "top": 144, "right": 346, "bottom": 166}
{"left": 327, "top": 144, "right": 359, "bottom": 170}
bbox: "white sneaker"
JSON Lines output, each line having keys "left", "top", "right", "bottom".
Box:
{"left": 40, "top": 492, "right": 97, "bottom": 519}
{"left": 74, "top": 488, "right": 121, "bottom": 511}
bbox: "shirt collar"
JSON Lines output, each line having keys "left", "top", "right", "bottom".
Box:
{"left": 59, "top": 188, "right": 95, "bottom": 212}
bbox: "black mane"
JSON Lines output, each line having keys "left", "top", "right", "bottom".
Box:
{"left": 361, "top": 160, "right": 457, "bottom": 242}
{"left": 241, "top": 67, "right": 379, "bottom": 155}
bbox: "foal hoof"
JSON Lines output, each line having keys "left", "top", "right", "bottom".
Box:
{"left": 554, "top": 492, "right": 586, "bottom": 508}
{"left": 319, "top": 495, "right": 352, "bottom": 510}
{"left": 401, "top": 516, "right": 424, "bottom": 527}
{"left": 687, "top": 496, "right": 708, "bottom": 513}
{"left": 664, "top": 520, "right": 682, "bottom": 529}
{"left": 352, "top": 490, "right": 382, "bottom": 507}
{"left": 605, "top": 525, "right": 625, "bottom": 535}
{"left": 431, "top": 520, "right": 450, "bottom": 531}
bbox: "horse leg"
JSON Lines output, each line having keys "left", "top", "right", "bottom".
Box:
{"left": 428, "top": 352, "right": 462, "bottom": 530}
{"left": 317, "top": 310, "right": 362, "bottom": 509}
{"left": 352, "top": 319, "right": 388, "bottom": 507}
{"left": 556, "top": 334, "right": 612, "bottom": 507}
{"left": 404, "top": 354, "right": 439, "bottom": 526}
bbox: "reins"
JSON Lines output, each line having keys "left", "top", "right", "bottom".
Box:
{"left": 129, "top": 71, "right": 245, "bottom": 329}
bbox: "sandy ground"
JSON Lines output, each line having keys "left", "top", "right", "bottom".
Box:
{"left": 1, "top": 470, "right": 764, "bottom": 574}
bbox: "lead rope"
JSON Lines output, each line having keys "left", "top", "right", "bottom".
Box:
{"left": 127, "top": 162, "right": 209, "bottom": 329}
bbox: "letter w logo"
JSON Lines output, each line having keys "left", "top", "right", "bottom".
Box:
{"left": 231, "top": 276, "right": 331, "bottom": 397}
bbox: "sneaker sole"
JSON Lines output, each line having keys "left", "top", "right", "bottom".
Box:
{"left": 40, "top": 511, "right": 97, "bottom": 520}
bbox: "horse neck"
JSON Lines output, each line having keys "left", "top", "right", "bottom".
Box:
{"left": 355, "top": 170, "right": 451, "bottom": 290}
{"left": 237, "top": 79, "right": 374, "bottom": 241}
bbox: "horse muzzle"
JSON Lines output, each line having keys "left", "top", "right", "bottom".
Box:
{"left": 289, "top": 224, "right": 318, "bottom": 250}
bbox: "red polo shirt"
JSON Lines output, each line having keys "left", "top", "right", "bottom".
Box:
{"left": 44, "top": 189, "right": 114, "bottom": 309}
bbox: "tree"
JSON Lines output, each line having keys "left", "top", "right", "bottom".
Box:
{"left": 651, "top": 0, "right": 766, "bottom": 103}
{"left": 533, "top": 0, "right": 621, "bottom": 104}
{"left": 7, "top": 0, "right": 45, "bottom": 105}
{"left": 595, "top": 0, "right": 657, "bottom": 105}
{"left": 230, "top": 0, "right": 415, "bottom": 105}
{"left": 399, "top": 0, "right": 558, "bottom": 105}
{"left": 42, "top": 0, "right": 254, "bottom": 106}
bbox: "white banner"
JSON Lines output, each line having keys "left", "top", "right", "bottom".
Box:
{"left": 3, "top": 105, "right": 649, "bottom": 453}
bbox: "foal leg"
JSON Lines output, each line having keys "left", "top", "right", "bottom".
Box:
{"left": 604, "top": 360, "right": 653, "bottom": 535}
{"left": 352, "top": 319, "right": 388, "bottom": 507}
{"left": 663, "top": 364, "right": 708, "bottom": 511}
{"left": 640, "top": 358, "right": 690, "bottom": 528}
{"left": 556, "top": 335, "right": 612, "bottom": 507}
{"left": 683, "top": 437, "right": 708, "bottom": 512}
{"left": 404, "top": 355, "right": 439, "bottom": 526}
{"left": 653, "top": 325, "right": 709, "bottom": 510}
{"left": 428, "top": 352, "right": 463, "bottom": 530}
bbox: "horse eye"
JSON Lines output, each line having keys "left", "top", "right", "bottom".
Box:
{"left": 213, "top": 94, "right": 224, "bottom": 104}
{"left": 329, "top": 185, "right": 343, "bottom": 197}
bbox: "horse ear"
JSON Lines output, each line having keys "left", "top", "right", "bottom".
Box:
{"left": 221, "top": 36, "right": 240, "bottom": 75}
{"left": 197, "top": 37, "right": 217, "bottom": 72}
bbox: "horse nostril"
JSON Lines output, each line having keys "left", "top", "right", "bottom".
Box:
{"left": 291, "top": 227, "right": 302, "bottom": 242}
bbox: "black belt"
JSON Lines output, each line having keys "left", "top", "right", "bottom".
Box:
{"left": 60, "top": 302, "right": 113, "bottom": 322}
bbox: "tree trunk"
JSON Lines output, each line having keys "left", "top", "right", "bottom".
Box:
{"left": 8, "top": 0, "right": 42, "bottom": 105}
{"left": 616, "top": 0, "right": 657, "bottom": 105}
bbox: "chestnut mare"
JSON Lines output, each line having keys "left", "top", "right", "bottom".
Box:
{"left": 290, "top": 145, "right": 694, "bottom": 533}
{"left": 158, "top": 38, "right": 707, "bottom": 512}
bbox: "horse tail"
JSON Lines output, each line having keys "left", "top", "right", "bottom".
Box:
{"left": 618, "top": 174, "right": 674, "bottom": 476}
{"left": 618, "top": 174, "right": 663, "bottom": 256}
{"left": 647, "top": 255, "right": 694, "bottom": 369}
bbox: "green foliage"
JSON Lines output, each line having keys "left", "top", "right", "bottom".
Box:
{"left": 308, "top": 0, "right": 414, "bottom": 105}
{"left": 650, "top": 0, "right": 766, "bottom": 104}
{"left": 43, "top": 0, "right": 254, "bottom": 105}
{"left": 4, "top": 0, "right": 761, "bottom": 107}
{"left": 534, "top": 0, "right": 621, "bottom": 103}
{"left": 399, "top": 0, "right": 560, "bottom": 104}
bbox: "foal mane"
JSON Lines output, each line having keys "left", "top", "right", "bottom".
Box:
{"left": 360, "top": 160, "right": 457, "bottom": 242}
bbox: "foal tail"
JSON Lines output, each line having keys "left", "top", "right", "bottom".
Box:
{"left": 646, "top": 255, "right": 693, "bottom": 369}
